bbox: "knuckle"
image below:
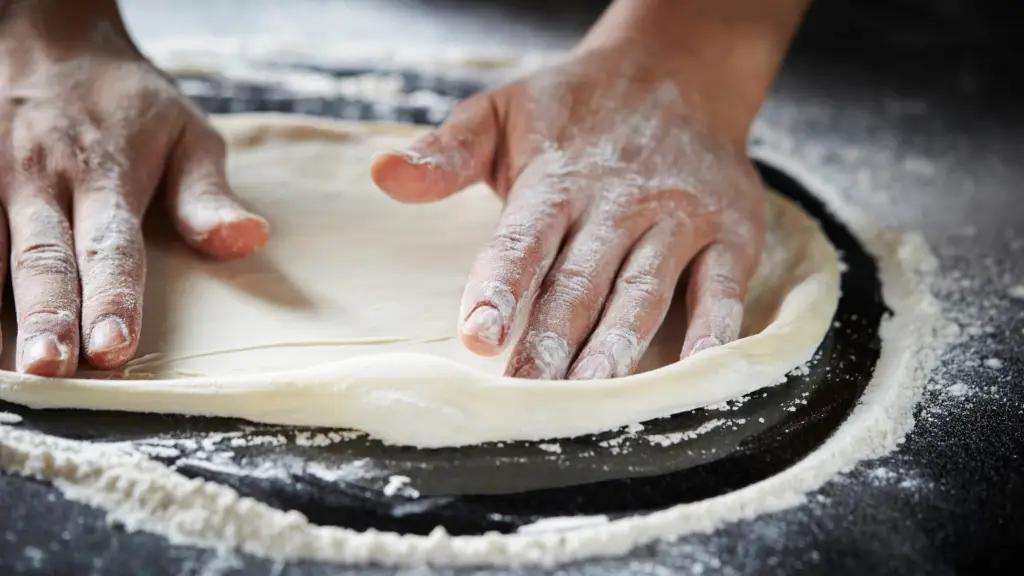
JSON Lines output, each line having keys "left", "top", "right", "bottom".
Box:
{"left": 618, "top": 270, "right": 665, "bottom": 300}
{"left": 539, "top": 191, "right": 575, "bottom": 217}
{"left": 548, "top": 265, "right": 597, "bottom": 303}
{"left": 707, "top": 270, "right": 742, "bottom": 296}
{"left": 20, "top": 307, "right": 75, "bottom": 328}
{"left": 76, "top": 145, "right": 122, "bottom": 175}
{"left": 82, "top": 286, "right": 141, "bottom": 315}
{"left": 488, "top": 225, "right": 541, "bottom": 262}
{"left": 16, "top": 142, "right": 49, "bottom": 175}
{"left": 82, "top": 239, "right": 143, "bottom": 270}
{"left": 16, "top": 242, "right": 77, "bottom": 277}
{"left": 80, "top": 214, "right": 143, "bottom": 268}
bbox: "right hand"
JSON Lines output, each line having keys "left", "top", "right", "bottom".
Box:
{"left": 372, "top": 46, "right": 767, "bottom": 380}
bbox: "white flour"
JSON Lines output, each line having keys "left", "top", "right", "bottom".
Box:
{"left": 382, "top": 475, "right": 419, "bottom": 499}
{"left": 0, "top": 149, "right": 949, "bottom": 567}
{"left": 645, "top": 419, "right": 729, "bottom": 447}
{"left": 0, "top": 411, "right": 22, "bottom": 424}
{"left": 293, "top": 430, "right": 364, "bottom": 447}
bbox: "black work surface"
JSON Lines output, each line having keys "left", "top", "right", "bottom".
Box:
{"left": 2, "top": 1, "right": 1023, "bottom": 574}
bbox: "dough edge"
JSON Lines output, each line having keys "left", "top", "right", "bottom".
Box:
{"left": 0, "top": 113, "right": 841, "bottom": 448}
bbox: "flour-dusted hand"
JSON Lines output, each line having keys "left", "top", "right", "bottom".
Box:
{"left": 373, "top": 0, "right": 809, "bottom": 379}
{"left": 375, "top": 54, "right": 764, "bottom": 380}
{"left": 0, "top": 0, "right": 269, "bottom": 376}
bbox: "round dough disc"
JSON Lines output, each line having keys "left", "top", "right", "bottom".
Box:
{"left": 0, "top": 114, "right": 840, "bottom": 447}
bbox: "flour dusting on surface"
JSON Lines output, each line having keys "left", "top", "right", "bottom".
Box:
{"left": 0, "top": 411, "right": 23, "bottom": 425}
{"left": 382, "top": 475, "right": 419, "bottom": 498}
{"left": 645, "top": 419, "right": 729, "bottom": 447}
{"left": 537, "top": 442, "right": 562, "bottom": 454}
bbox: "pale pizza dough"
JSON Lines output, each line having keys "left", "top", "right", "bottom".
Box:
{"left": 0, "top": 113, "right": 840, "bottom": 448}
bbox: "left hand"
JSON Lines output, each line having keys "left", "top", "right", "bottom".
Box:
{"left": 371, "top": 45, "right": 767, "bottom": 380}
{"left": 0, "top": 2, "right": 269, "bottom": 376}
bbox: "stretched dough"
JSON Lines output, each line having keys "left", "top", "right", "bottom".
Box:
{"left": 0, "top": 114, "right": 839, "bottom": 448}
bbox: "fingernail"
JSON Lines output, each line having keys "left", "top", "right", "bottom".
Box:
{"left": 570, "top": 355, "right": 613, "bottom": 380}
{"left": 462, "top": 305, "right": 504, "bottom": 347}
{"left": 20, "top": 334, "right": 68, "bottom": 374}
{"left": 89, "top": 317, "right": 129, "bottom": 354}
{"left": 205, "top": 214, "right": 270, "bottom": 259}
{"left": 690, "top": 337, "right": 723, "bottom": 356}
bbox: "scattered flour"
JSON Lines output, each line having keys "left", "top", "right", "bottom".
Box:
{"left": 22, "top": 546, "right": 45, "bottom": 569}
{"left": 645, "top": 419, "right": 728, "bottom": 447}
{"left": 293, "top": 430, "right": 364, "bottom": 447}
{"left": 596, "top": 422, "right": 650, "bottom": 451}
{"left": 382, "top": 475, "right": 419, "bottom": 499}
{"left": 1007, "top": 285, "right": 1024, "bottom": 300}
{"left": 944, "top": 383, "right": 970, "bottom": 397}
{"left": 703, "top": 395, "right": 751, "bottom": 412}
{"left": 983, "top": 358, "right": 1003, "bottom": 370}
{"left": 868, "top": 467, "right": 898, "bottom": 484}
{"left": 864, "top": 465, "right": 930, "bottom": 491}
{"left": 382, "top": 475, "right": 410, "bottom": 496}
{"left": 0, "top": 411, "right": 23, "bottom": 425}
{"left": 135, "top": 445, "right": 183, "bottom": 459}
{"left": 306, "top": 461, "right": 377, "bottom": 484}
{"left": 229, "top": 434, "right": 287, "bottom": 448}
{"left": 537, "top": 443, "right": 562, "bottom": 454}
{"left": 597, "top": 433, "right": 631, "bottom": 449}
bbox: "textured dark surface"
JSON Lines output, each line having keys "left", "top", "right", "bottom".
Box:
{"left": 2, "top": 1, "right": 1024, "bottom": 574}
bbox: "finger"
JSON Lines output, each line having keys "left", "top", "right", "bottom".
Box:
{"left": 73, "top": 171, "right": 147, "bottom": 369}
{"left": 370, "top": 93, "right": 498, "bottom": 203}
{"left": 458, "top": 159, "right": 584, "bottom": 356}
{"left": 568, "top": 224, "right": 700, "bottom": 379}
{"left": 681, "top": 242, "right": 754, "bottom": 357}
{"left": 505, "top": 216, "right": 645, "bottom": 380}
{"left": 6, "top": 179, "right": 80, "bottom": 377}
{"left": 164, "top": 120, "right": 270, "bottom": 260}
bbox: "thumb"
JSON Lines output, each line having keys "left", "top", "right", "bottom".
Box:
{"left": 371, "top": 92, "right": 497, "bottom": 203}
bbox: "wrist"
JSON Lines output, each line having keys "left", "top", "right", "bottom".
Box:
{"left": 575, "top": 0, "right": 809, "bottom": 139}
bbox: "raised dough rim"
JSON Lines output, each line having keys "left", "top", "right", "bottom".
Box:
{"left": 0, "top": 114, "right": 840, "bottom": 448}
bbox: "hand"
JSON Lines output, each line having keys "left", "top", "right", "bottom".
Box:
{"left": 371, "top": 44, "right": 769, "bottom": 380}
{"left": 0, "top": 2, "right": 268, "bottom": 377}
